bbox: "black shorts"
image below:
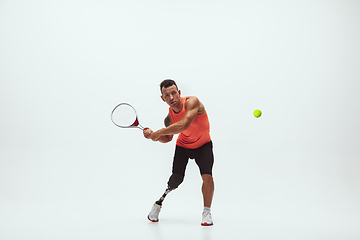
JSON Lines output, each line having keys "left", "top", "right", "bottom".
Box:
{"left": 172, "top": 141, "right": 214, "bottom": 176}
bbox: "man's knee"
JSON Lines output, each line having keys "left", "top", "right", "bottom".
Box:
{"left": 201, "top": 174, "right": 213, "bottom": 184}
{"left": 167, "top": 173, "right": 184, "bottom": 190}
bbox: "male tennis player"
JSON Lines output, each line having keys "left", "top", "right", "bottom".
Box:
{"left": 143, "top": 79, "right": 214, "bottom": 226}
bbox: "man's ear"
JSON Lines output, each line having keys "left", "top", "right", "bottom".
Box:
{"left": 178, "top": 90, "right": 181, "bottom": 96}
{"left": 161, "top": 95, "right": 165, "bottom": 102}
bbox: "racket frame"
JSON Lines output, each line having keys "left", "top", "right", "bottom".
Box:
{"left": 111, "top": 103, "right": 144, "bottom": 130}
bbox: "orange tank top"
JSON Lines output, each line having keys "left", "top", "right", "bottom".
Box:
{"left": 169, "top": 97, "right": 211, "bottom": 149}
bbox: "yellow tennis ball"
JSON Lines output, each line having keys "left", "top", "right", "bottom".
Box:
{"left": 253, "top": 109, "right": 262, "bottom": 118}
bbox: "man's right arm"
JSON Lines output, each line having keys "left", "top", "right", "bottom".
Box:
{"left": 157, "top": 114, "right": 173, "bottom": 143}
{"left": 164, "top": 114, "right": 172, "bottom": 127}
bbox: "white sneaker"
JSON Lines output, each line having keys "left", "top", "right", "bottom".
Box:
{"left": 148, "top": 203, "right": 161, "bottom": 222}
{"left": 201, "top": 210, "right": 213, "bottom": 226}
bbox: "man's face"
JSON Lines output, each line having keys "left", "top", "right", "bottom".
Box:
{"left": 161, "top": 85, "right": 181, "bottom": 107}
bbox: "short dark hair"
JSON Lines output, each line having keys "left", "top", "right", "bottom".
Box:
{"left": 160, "top": 79, "right": 178, "bottom": 94}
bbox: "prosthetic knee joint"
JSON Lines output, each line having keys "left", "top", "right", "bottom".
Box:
{"left": 167, "top": 173, "right": 184, "bottom": 191}
{"left": 155, "top": 173, "right": 185, "bottom": 206}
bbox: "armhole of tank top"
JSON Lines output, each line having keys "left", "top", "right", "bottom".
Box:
{"left": 182, "top": 97, "right": 186, "bottom": 112}
{"left": 169, "top": 108, "right": 174, "bottom": 123}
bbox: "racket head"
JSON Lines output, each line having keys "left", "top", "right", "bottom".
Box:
{"left": 111, "top": 103, "right": 144, "bottom": 130}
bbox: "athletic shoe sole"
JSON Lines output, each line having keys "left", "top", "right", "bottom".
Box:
{"left": 147, "top": 215, "right": 159, "bottom": 222}
{"left": 201, "top": 222, "right": 213, "bottom": 226}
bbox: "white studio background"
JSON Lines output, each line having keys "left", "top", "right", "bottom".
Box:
{"left": 1, "top": 1, "right": 359, "bottom": 239}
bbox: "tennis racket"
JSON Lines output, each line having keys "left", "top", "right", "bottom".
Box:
{"left": 111, "top": 103, "right": 144, "bottom": 130}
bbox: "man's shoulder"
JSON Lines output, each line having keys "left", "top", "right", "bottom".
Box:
{"left": 184, "top": 96, "right": 198, "bottom": 100}
{"left": 184, "top": 96, "right": 199, "bottom": 104}
{"left": 184, "top": 96, "right": 205, "bottom": 114}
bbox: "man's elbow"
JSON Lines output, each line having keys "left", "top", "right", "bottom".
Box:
{"left": 160, "top": 135, "right": 173, "bottom": 143}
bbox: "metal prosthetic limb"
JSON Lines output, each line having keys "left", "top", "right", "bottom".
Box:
{"left": 155, "top": 187, "right": 173, "bottom": 206}
{"left": 155, "top": 173, "right": 184, "bottom": 206}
